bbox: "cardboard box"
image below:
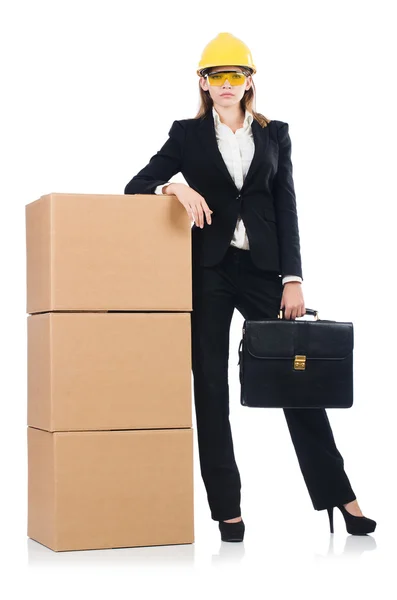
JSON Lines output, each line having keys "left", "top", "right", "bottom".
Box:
{"left": 25, "top": 193, "right": 192, "bottom": 313}
{"left": 27, "top": 311, "right": 192, "bottom": 431}
{"left": 27, "top": 426, "right": 194, "bottom": 551}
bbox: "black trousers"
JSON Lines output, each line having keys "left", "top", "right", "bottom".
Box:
{"left": 191, "top": 244, "right": 356, "bottom": 521}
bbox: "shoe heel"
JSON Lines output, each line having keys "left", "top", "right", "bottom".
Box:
{"left": 327, "top": 506, "right": 334, "bottom": 533}
{"left": 218, "top": 518, "right": 245, "bottom": 542}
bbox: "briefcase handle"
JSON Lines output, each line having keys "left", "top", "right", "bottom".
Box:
{"left": 278, "top": 307, "right": 319, "bottom": 320}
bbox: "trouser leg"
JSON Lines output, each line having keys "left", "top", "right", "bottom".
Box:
{"left": 282, "top": 406, "right": 356, "bottom": 509}
{"left": 234, "top": 249, "right": 356, "bottom": 511}
{"left": 191, "top": 251, "right": 242, "bottom": 521}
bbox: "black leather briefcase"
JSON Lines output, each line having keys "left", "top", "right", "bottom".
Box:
{"left": 237, "top": 308, "right": 354, "bottom": 409}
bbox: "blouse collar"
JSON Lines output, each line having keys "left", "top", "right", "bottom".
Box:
{"left": 212, "top": 105, "right": 254, "bottom": 129}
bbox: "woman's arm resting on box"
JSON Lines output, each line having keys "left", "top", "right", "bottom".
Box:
{"left": 124, "top": 120, "right": 185, "bottom": 195}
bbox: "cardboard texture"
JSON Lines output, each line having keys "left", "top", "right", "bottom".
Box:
{"left": 26, "top": 192, "right": 195, "bottom": 551}
{"left": 25, "top": 192, "right": 192, "bottom": 313}
{"left": 27, "top": 311, "right": 192, "bottom": 431}
{"left": 27, "top": 427, "right": 194, "bottom": 551}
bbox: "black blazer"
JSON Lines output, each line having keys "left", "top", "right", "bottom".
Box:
{"left": 124, "top": 110, "right": 303, "bottom": 280}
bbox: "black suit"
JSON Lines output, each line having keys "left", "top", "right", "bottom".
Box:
{"left": 124, "top": 111, "right": 302, "bottom": 278}
{"left": 124, "top": 111, "right": 357, "bottom": 521}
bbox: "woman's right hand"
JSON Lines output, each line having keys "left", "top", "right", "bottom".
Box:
{"left": 162, "top": 183, "right": 213, "bottom": 228}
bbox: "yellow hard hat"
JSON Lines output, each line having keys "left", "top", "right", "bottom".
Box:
{"left": 197, "top": 32, "right": 257, "bottom": 77}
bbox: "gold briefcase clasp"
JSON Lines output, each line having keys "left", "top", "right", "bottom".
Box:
{"left": 294, "top": 355, "right": 306, "bottom": 370}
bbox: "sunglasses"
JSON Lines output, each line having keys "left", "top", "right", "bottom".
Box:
{"left": 205, "top": 70, "right": 247, "bottom": 86}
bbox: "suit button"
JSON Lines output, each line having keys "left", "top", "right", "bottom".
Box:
{"left": 236, "top": 194, "right": 241, "bottom": 199}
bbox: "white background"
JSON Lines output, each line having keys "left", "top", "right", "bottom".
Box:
{"left": 1, "top": 0, "right": 396, "bottom": 597}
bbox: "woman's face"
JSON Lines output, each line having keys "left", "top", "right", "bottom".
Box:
{"left": 200, "top": 65, "right": 252, "bottom": 107}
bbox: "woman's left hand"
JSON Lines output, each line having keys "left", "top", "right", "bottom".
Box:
{"left": 280, "top": 282, "right": 306, "bottom": 320}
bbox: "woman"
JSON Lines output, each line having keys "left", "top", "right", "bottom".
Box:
{"left": 124, "top": 32, "right": 376, "bottom": 541}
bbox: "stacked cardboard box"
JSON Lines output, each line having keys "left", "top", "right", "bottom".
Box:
{"left": 25, "top": 192, "right": 194, "bottom": 551}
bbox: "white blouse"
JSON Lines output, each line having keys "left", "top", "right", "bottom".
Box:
{"left": 155, "top": 106, "right": 302, "bottom": 285}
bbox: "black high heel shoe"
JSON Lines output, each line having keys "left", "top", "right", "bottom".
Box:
{"left": 218, "top": 518, "right": 245, "bottom": 542}
{"left": 327, "top": 504, "right": 377, "bottom": 535}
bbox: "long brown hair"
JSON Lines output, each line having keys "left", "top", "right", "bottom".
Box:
{"left": 193, "top": 66, "right": 271, "bottom": 128}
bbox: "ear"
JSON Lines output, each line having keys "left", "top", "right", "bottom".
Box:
{"left": 200, "top": 77, "right": 208, "bottom": 91}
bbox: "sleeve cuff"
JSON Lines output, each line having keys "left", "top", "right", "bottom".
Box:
{"left": 282, "top": 275, "right": 303, "bottom": 285}
{"left": 154, "top": 183, "right": 171, "bottom": 194}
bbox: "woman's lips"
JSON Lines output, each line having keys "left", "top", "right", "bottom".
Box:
{"left": 221, "top": 94, "right": 234, "bottom": 97}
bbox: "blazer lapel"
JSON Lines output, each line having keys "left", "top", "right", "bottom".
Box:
{"left": 197, "top": 109, "right": 269, "bottom": 194}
